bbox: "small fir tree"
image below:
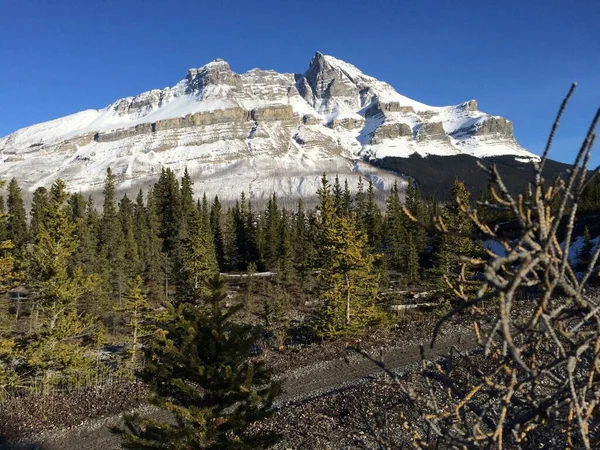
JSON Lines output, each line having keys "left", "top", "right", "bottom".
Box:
{"left": 118, "top": 274, "right": 279, "bottom": 449}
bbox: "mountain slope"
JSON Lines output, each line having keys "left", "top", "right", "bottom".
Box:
{"left": 0, "top": 52, "right": 538, "bottom": 200}
{"left": 374, "top": 154, "right": 571, "bottom": 200}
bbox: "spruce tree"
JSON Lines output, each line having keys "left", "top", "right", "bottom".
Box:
{"left": 180, "top": 168, "right": 198, "bottom": 236}
{"left": 115, "top": 276, "right": 151, "bottom": 368}
{"left": 341, "top": 179, "right": 352, "bottom": 217}
{"left": 23, "top": 179, "right": 99, "bottom": 383}
{"left": 316, "top": 173, "right": 335, "bottom": 230}
{"left": 363, "top": 179, "right": 383, "bottom": 250}
{"left": 174, "top": 218, "right": 218, "bottom": 304}
{"left": 210, "top": 196, "right": 225, "bottom": 271}
{"left": 121, "top": 198, "right": 141, "bottom": 279}
{"left": 384, "top": 181, "right": 405, "bottom": 271}
{"left": 332, "top": 175, "right": 344, "bottom": 216}
{"left": 354, "top": 176, "right": 366, "bottom": 230}
{"left": 68, "top": 192, "right": 87, "bottom": 223}
{"left": 6, "top": 178, "right": 27, "bottom": 252}
{"left": 276, "top": 209, "right": 294, "bottom": 283}
{"left": 430, "top": 180, "right": 475, "bottom": 282}
{"left": 0, "top": 195, "right": 6, "bottom": 243}
{"left": 264, "top": 193, "right": 280, "bottom": 270}
{"left": 223, "top": 206, "right": 240, "bottom": 271}
{"left": 29, "top": 186, "right": 48, "bottom": 239}
{"left": 144, "top": 188, "right": 166, "bottom": 300}
{"left": 154, "top": 168, "right": 182, "bottom": 253}
{"left": 292, "top": 198, "right": 314, "bottom": 282}
{"left": 118, "top": 274, "right": 279, "bottom": 449}
{"left": 314, "top": 215, "right": 387, "bottom": 339}
{"left": 99, "top": 168, "right": 126, "bottom": 303}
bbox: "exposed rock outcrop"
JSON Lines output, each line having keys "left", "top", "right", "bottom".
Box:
{"left": 250, "top": 105, "right": 296, "bottom": 122}
{"left": 416, "top": 122, "right": 450, "bottom": 143}
{"left": 451, "top": 117, "right": 514, "bottom": 140}
{"left": 370, "top": 123, "right": 412, "bottom": 144}
{"left": 364, "top": 101, "right": 415, "bottom": 117}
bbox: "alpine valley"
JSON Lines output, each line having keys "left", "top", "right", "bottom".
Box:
{"left": 0, "top": 52, "right": 563, "bottom": 201}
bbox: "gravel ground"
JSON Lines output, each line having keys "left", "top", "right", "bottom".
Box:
{"left": 0, "top": 307, "right": 489, "bottom": 450}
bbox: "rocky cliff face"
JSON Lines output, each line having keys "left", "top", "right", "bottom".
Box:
{"left": 0, "top": 52, "right": 537, "bottom": 200}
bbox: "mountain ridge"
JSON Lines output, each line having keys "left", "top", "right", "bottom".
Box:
{"left": 0, "top": 52, "right": 538, "bottom": 200}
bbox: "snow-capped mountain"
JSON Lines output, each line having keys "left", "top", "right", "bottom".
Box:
{"left": 0, "top": 52, "right": 537, "bottom": 200}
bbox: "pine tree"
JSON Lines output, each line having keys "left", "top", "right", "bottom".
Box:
{"left": 384, "top": 181, "right": 405, "bottom": 271}
{"left": 180, "top": 168, "right": 198, "bottom": 239}
{"left": 332, "top": 175, "right": 343, "bottom": 216}
{"left": 580, "top": 174, "right": 600, "bottom": 211}
{"left": 99, "top": 168, "right": 127, "bottom": 303}
{"left": 0, "top": 186, "right": 23, "bottom": 384}
{"left": 6, "top": 178, "right": 27, "bottom": 252}
{"left": 431, "top": 180, "right": 475, "bottom": 282}
{"left": 174, "top": 219, "right": 218, "bottom": 304}
{"left": 68, "top": 192, "right": 87, "bottom": 223}
{"left": 244, "top": 202, "right": 260, "bottom": 270}
{"left": 363, "top": 179, "right": 383, "bottom": 250}
{"left": 115, "top": 276, "right": 151, "bottom": 368}
{"left": 341, "top": 179, "right": 352, "bottom": 218}
{"left": 0, "top": 196, "right": 6, "bottom": 243}
{"left": 354, "top": 176, "right": 366, "bottom": 230}
{"left": 118, "top": 274, "right": 279, "bottom": 449}
{"left": 144, "top": 188, "right": 166, "bottom": 300}
{"left": 314, "top": 215, "right": 387, "bottom": 339}
{"left": 264, "top": 193, "right": 280, "bottom": 270}
{"left": 276, "top": 209, "right": 294, "bottom": 283}
{"left": 292, "top": 199, "right": 314, "bottom": 282}
{"left": 121, "top": 198, "right": 141, "bottom": 279}
{"left": 75, "top": 197, "right": 109, "bottom": 315}
{"left": 154, "top": 168, "right": 182, "bottom": 253}
{"left": 223, "top": 206, "right": 240, "bottom": 271}
{"left": 29, "top": 187, "right": 48, "bottom": 239}
{"left": 210, "top": 196, "right": 225, "bottom": 271}
{"left": 23, "top": 179, "right": 100, "bottom": 383}
{"left": 316, "top": 173, "right": 335, "bottom": 230}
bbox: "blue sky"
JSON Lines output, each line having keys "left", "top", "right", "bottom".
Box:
{"left": 1, "top": 0, "right": 598, "bottom": 165}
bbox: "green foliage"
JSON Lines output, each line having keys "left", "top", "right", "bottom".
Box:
{"left": 29, "top": 186, "right": 48, "bottom": 239}
{"left": 210, "top": 196, "right": 225, "bottom": 271}
{"left": 431, "top": 180, "right": 476, "bottom": 279}
{"left": 99, "top": 168, "right": 127, "bottom": 301}
{"left": 6, "top": 178, "right": 28, "bottom": 251}
{"left": 118, "top": 274, "right": 279, "bottom": 449}
{"left": 363, "top": 179, "right": 383, "bottom": 250}
{"left": 314, "top": 214, "right": 388, "bottom": 340}
{"left": 23, "top": 179, "right": 101, "bottom": 383}
{"left": 174, "top": 218, "right": 218, "bottom": 303}
{"left": 154, "top": 167, "right": 182, "bottom": 253}
{"left": 115, "top": 276, "right": 152, "bottom": 368}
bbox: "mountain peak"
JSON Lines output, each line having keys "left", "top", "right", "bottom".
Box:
{"left": 0, "top": 53, "right": 538, "bottom": 201}
{"left": 187, "top": 58, "right": 231, "bottom": 79}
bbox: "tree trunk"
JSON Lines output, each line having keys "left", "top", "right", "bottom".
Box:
{"left": 345, "top": 273, "right": 351, "bottom": 325}
{"left": 131, "top": 310, "right": 138, "bottom": 366}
